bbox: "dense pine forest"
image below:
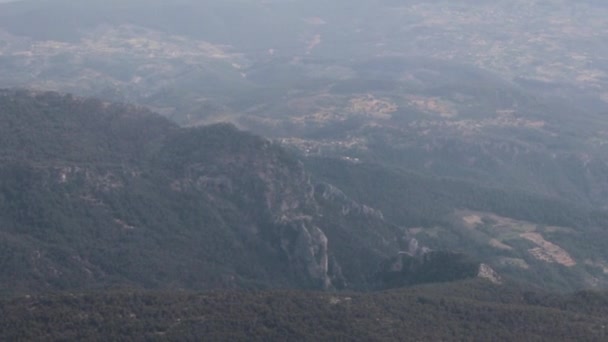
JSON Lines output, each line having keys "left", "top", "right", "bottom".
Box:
{"left": 2, "top": 280, "right": 608, "bottom": 341}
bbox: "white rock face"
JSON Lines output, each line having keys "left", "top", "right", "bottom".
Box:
{"left": 478, "top": 263, "right": 502, "bottom": 284}
{"left": 293, "top": 223, "right": 332, "bottom": 289}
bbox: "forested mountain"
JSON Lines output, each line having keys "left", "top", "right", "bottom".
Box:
{"left": 0, "top": 89, "right": 483, "bottom": 293}
{"left": 3, "top": 88, "right": 608, "bottom": 296}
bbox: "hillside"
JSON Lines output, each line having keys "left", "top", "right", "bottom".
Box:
{"left": 306, "top": 156, "right": 608, "bottom": 291}
{"left": 2, "top": 280, "right": 608, "bottom": 341}
{"left": 0, "top": 89, "right": 484, "bottom": 293}
{"left": 3, "top": 89, "right": 608, "bottom": 293}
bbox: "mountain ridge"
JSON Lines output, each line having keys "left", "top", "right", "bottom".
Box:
{"left": 0, "top": 89, "right": 482, "bottom": 293}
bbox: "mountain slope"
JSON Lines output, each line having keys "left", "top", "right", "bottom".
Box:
{"left": 3, "top": 280, "right": 608, "bottom": 341}
{"left": 0, "top": 90, "right": 483, "bottom": 293}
